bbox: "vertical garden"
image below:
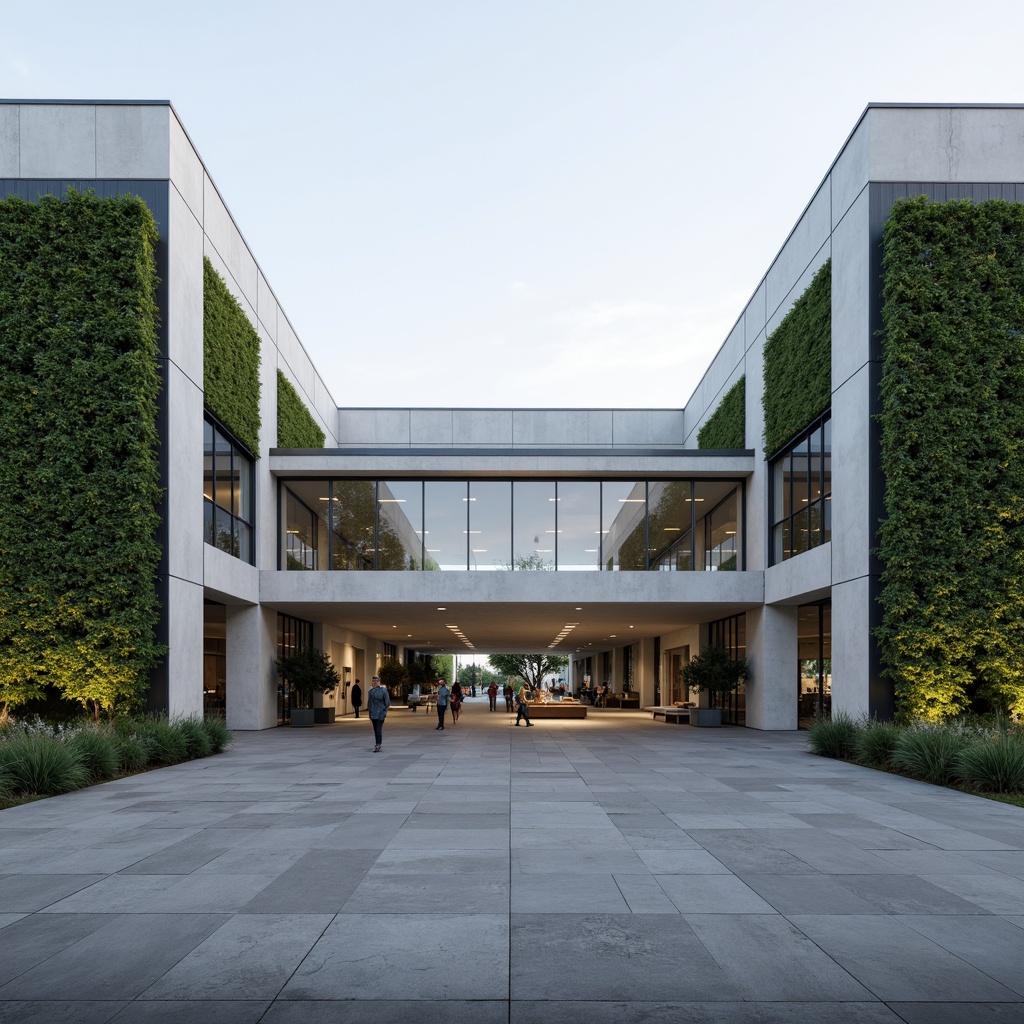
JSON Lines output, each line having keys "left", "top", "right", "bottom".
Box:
{"left": 0, "top": 190, "right": 164, "bottom": 720}
{"left": 878, "top": 196, "right": 1024, "bottom": 721}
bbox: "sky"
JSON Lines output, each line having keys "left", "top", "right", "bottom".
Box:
{"left": 3, "top": 0, "right": 1024, "bottom": 409}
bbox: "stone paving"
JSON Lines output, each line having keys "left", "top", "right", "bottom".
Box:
{"left": 1, "top": 700, "right": 1023, "bottom": 1023}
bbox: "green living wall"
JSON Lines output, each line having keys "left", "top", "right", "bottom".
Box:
{"left": 698, "top": 376, "right": 745, "bottom": 449}
{"left": 203, "top": 257, "right": 261, "bottom": 454}
{"left": 277, "top": 369, "right": 325, "bottom": 448}
{"left": 762, "top": 259, "right": 831, "bottom": 456}
{"left": 0, "top": 190, "right": 164, "bottom": 718}
{"left": 878, "top": 196, "right": 1024, "bottom": 721}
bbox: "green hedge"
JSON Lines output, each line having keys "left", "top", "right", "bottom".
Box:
{"left": 277, "top": 369, "right": 325, "bottom": 448}
{"left": 878, "top": 196, "right": 1024, "bottom": 721}
{"left": 762, "top": 259, "right": 831, "bottom": 456}
{"left": 0, "top": 189, "right": 165, "bottom": 719}
{"left": 203, "top": 257, "right": 261, "bottom": 454}
{"left": 698, "top": 376, "right": 745, "bottom": 449}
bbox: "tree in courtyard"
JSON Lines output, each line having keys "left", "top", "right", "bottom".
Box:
{"left": 487, "top": 654, "right": 569, "bottom": 689}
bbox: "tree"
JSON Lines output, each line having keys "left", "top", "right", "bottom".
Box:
{"left": 487, "top": 654, "right": 569, "bottom": 689}
{"left": 682, "top": 643, "right": 749, "bottom": 698}
{"left": 276, "top": 647, "right": 340, "bottom": 709}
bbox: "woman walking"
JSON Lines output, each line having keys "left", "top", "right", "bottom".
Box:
{"left": 450, "top": 680, "right": 463, "bottom": 724}
{"left": 435, "top": 678, "right": 450, "bottom": 730}
{"left": 367, "top": 675, "right": 390, "bottom": 752}
{"left": 487, "top": 681, "right": 498, "bottom": 711}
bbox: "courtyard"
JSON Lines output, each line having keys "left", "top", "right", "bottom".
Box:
{"left": 0, "top": 703, "right": 1023, "bottom": 1023}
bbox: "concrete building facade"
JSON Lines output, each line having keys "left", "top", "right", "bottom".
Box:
{"left": 4, "top": 100, "right": 1022, "bottom": 729}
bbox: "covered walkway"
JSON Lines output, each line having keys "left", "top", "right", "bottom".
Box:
{"left": 1, "top": 702, "right": 1023, "bottom": 1022}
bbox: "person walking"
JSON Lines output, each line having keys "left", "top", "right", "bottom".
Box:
{"left": 435, "top": 678, "right": 450, "bottom": 730}
{"left": 351, "top": 679, "right": 363, "bottom": 719}
{"left": 514, "top": 687, "right": 533, "bottom": 727}
{"left": 487, "top": 681, "right": 498, "bottom": 711}
{"left": 503, "top": 682, "right": 514, "bottom": 712}
{"left": 450, "top": 680, "right": 464, "bottom": 724}
{"left": 367, "top": 675, "right": 390, "bottom": 752}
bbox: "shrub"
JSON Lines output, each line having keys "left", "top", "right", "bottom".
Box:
{"left": 807, "top": 712, "right": 861, "bottom": 759}
{"left": 175, "top": 718, "right": 213, "bottom": 759}
{"left": 115, "top": 733, "right": 151, "bottom": 773}
{"left": 200, "top": 716, "right": 232, "bottom": 755}
{"left": 68, "top": 728, "right": 119, "bottom": 782}
{"left": 137, "top": 719, "right": 189, "bottom": 765}
{"left": 954, "top": 735, "right": 1024, "bottom": 793}
{"left": 891, "top": 728, "right": 968, "bottom": 785}
{"left": 855, "top": 719, "right": 902, "bottom": 768}
{"left": 0, "top": 732, "right": 88, "bottom": 795}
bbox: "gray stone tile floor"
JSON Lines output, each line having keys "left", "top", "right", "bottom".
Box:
{"left": 1, "top": 700, "right": 1023, "bottom": 1023}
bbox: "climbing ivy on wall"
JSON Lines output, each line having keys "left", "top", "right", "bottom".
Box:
{"left": 203, "top": 257, "right": 261, "bottom": 454}
{"left": 0, "top": 189, "right": 165, "bottom": 718}
{"left": 877, "top": 196, "right": 1024, "bottom": 721}
{"left": 277, "top": 369, "right": 325, "bottom": 448}
{"left": 698, "top": 376, "right": 745, "bottom": 449}
{"left": 762, "top": 260, "right": 831, "bottom": 457}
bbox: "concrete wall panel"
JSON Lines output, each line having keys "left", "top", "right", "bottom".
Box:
{"left": 202, "top": 172, "right": 258, "bottom": 309}
{"left": 831, "top": 365, "right": 873, "bottom": 585}
{"left": 410, "top": 409, "right": 453, "bottom": 447}
{"left": 869, "top": 106, "right": 1024, "bottom": 183}
{"left": 166, "top": 575, "right": 204, "bottom": 721}
{"left": 257, "top": 271, "right": 278, "bottom": 343}
{"left": 226, "top": 604, "right": 278, "bottom": 730}
{"left": 169, "top": 112, "right": 204, "bottom": 222}
{"left": 96, "top": 105, "right": 169, "bottom": 178}
{"left": 766, "top": 184, "right": 832, "bottom": 319}
{"left": 164, "top": 363, "right": 204, "bottom": 585}
{"left": 453, "top": 408, "right": 513, "bottom": 446}
{"left": 20, "top": 104, "right": 96, "bottom": 177}
{"left": 764, "top": 541, "right": 831, "bottom": 606}
{"left": 765, "top": 242, "right": 831, "bottom": 340}
{"left": 612, "top": 409, "right": 684, "bottom": 447}
{"left": 0, "top": 105, "right": 20, "bottom": 176}
{"left": 831, "top": 575, "right": 873, "bottom": 719}
{"left": 745, "top": 604, "right": 798, "bottom": 730}
{"left": 166, "top": 188, "right": 204, "bottom": 387}
{"left": 831, "top": 116, "right": 870, "bottom": 226}
{"left": 831, "top": 188, "right": 872, "bottom": 391}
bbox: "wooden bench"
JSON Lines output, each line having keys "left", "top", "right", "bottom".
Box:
{"left": 651, "top": 707, "right": 690, "bottom": 724}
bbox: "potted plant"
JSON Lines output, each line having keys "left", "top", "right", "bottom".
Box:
{"left": 277, "top": 646, "right": 340, "bottom": 727}
{"left": 682, "top": 643, "right": 750, "bottom": 727}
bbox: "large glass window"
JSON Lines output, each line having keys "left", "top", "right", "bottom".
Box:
{"left": 556, "top": 481, "right": 601, "bottom": 571}
{"left": 276, "top": 477, "right": 744, "bottom": 572}
{"left": 798, "top": 600, "right": 832, "bottom": 727}
{"left": 513, "top": 481, "right": 556, "bottom": 570}
{"left": 708, "top": 613, "right": 746, "bottom": 726}
{"left": 203, "top": 414, "right": 254, "bottom": 564}
{"left": 425, "top": 481, "right": 468, "bottom": 570}
{"left": 378, "top": 481, "right": 423, "bottom": 570}
{"left": 770, "top": 412, "right": 831, "bottom": 565}
{"left": 470, "top": 481, "right": 511, "bottom": 570}
{"left": 603, "top": 482, "right": 646, "bottom": 570}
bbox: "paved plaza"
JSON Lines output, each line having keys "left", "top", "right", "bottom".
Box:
{"left": 1, "top": 701, "right": 1023, "bottom": 1023}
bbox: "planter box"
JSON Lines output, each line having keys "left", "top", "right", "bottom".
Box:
{"left": 689, "top": 708, "right": 722, "bottom": 728}
{"left": 313, "top": 707, "right": 336, "bottom": 724}
{"left": 290, "top": 708, "right": 315, "bottom": 728}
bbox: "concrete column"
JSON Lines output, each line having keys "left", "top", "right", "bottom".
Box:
{"left": 166, "top": 576, "right": 204, "bottom": 722}
{"left": 745, "top": 605, "right": 798, "bottom": 730}
{"left": 226, "top": 604, "right": 278, "bottom": 730}
{"left": 638, "top": 637, "right": 656, "bottom": 705}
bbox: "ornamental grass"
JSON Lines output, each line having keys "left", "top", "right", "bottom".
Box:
{"left": 806, "top": 712, "right": 860, "bottom": 760}
{"left": 954, "top": 735, "right": 1024, "bottom": 794}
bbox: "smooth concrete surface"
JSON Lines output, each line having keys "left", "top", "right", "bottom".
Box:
{"left": 2, "top": 703, "right": 1023, "bottom": 1023}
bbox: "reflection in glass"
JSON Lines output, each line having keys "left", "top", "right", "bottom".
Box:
{"left": 603, "top": 482, "right": 646, "bottom": 570}
{"left": 425, "top": 481, "right": 468, "bottom": 570}
{"left": 648, "top": 481, "right": 693, "bottom": 570}
{"left": 797, "top": 601, "right": 832, "bottom": 726}
{"left": 470, "top": 481, "right": 511, "bottom": 570}
{"left": 513, "top": 481, "right": 556, "bottom": 570}
{"left": 378, "top": 481, "right": 423, "bottom": 570}
{"left": 704, "top": 488, "right": 738, "bottom": 571}
{"left": 330, "top": 480, "right": 376, "bottom": 570}
{"left": 285, "top": 484, "right": 328, "bottom": 570}
{"left": 556, "top": 481, "right": 601, "bottom": 570}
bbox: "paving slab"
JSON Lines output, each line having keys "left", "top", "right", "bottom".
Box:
{"left": 1, "top": 705, "right": 1023, "bottom": 1021}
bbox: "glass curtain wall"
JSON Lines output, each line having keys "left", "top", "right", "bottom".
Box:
{"left": 277, "top": 613, "right": 313, "bottom": 725}
{"left": 798, "top": 600, "right": 832, "bottom": 727}
{"left": 771, "top": 413, "right": 831, "bottom": 564}
{"left": 203, "top": 415, "right": 254, "bottom": 563}
{"left": 708, "top": 614, "right": 746, "bottom": 726}
{"left": 281, "top": 478, "right": 742, "bottom": 571}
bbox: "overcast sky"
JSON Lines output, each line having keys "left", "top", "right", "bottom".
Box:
{"left": 4, "top": 0, "right": 1024, "bottom": 408}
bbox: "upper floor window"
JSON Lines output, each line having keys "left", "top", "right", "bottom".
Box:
{"left": 769, "top": 413, "right": 831, "bottom": 565}
{"left": 204, "top": 414, "right": 255, "bottom": 564}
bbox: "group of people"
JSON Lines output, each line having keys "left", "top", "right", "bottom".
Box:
{"left": 361, "top": 674, "right": 543, "bottom": 752}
